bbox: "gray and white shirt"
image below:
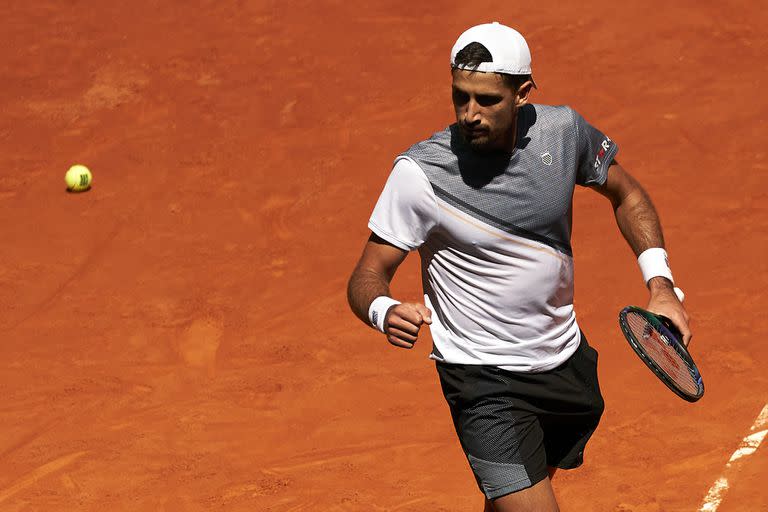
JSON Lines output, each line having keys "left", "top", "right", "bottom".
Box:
{"left": 369, "top": 104, "right": 618, "bottom": 372}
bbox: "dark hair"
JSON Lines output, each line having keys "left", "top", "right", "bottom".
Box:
{"left": 453, "top": 42, "right": 532, "bottom": 91}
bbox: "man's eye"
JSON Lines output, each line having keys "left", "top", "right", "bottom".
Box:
{"left": 452, "top": 90, "right": 469, "bottom": 104}
{"left": 477, "top": 95, "right": 502, "bottom": 107}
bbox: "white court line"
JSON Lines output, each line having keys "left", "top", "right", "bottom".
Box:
{"left": 699, "top": 403, "right": 768, "bottom": 512}
{"left": 728, "top": 430, "right": 768, "bottom": 463}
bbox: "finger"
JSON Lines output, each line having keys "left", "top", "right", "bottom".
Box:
{"left": 387, "top": 327, "right": 418, "bottom": 343}
{"left": 669, "top": 313, "right": 692, "bottom": 347}
{"left": 680, "top": 319, "right": 693, "bottom": 347}
{"left": 398, "top": 307, "right": 426, "bottom": 327}
{"left": 416, "top": 304, "right": 433, "bottom": 324}
{"left": 387, "top": 334, "right": 414, "bottom": 349}
{"left": 387, "top": 316, "right": 421, "bottom": 337}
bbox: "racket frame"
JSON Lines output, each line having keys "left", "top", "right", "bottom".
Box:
{"left": 619, "top": 306, "right": 704, "bottom": 402}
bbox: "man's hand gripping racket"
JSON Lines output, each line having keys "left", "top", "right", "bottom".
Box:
{"left": 619, "top": 285, "right": 704, "bottom": 402}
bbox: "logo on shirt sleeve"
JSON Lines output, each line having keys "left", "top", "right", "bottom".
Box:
{"left": 593, "top": 137, "right": 612, "bottom": 169}
{"left": 541, "top": 152, "right": 553, "bottom": 166}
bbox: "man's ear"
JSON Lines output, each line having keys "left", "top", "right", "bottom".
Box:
{"left": 514, "top": 80, "right": 535, "bottom": 108}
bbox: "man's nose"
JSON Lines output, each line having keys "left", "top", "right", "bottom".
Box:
{"left": 465, "top": 99, "right": 481, "bottom": 124}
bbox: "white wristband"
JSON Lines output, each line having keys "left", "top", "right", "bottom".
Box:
{"left": 637, "top": 247, "right": 674, "bottom": 285}
{"left": 368, "top": 296, "right": 401, "bottom": 333}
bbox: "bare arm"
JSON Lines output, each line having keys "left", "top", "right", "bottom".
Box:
{"left": 592, "top": 161, "right": 692, "bottom": 344}
{"left": 594, "top": 162, "right": 665, "bottom": 255}
{"left": 347, "top": 233, "right": 408, "bottom": 324}
{"left": 347, "top": 233, "right": 432, "bottom": 349}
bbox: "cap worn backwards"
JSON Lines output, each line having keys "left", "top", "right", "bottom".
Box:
{"left": 450, "top": 21, "right": 533, "bottom": 76}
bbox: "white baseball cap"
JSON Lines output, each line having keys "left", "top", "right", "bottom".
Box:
{"left": 451, "top": 22, "right": 534, "bottom": 77}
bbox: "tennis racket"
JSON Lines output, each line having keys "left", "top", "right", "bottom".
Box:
{"left": 618, "top": 306, "right": 704, "bottom": 402}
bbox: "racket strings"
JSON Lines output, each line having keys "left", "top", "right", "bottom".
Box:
{"left": 625, "top": 312, "right": 700, "bottom": 396}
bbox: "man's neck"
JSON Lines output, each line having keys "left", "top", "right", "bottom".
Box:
{"left": 502, "top": 109, "right": 520, "bottom": 153}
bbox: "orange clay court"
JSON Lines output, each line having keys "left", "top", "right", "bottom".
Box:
{"left": 1, "top": 2, "right": 766, "bottom": 511}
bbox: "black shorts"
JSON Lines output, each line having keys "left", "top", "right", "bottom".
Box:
{"left": 436, "top": 334, "right": 604, "bottom": 500}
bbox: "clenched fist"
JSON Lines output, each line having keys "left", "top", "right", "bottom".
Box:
{"left": 384, "top": 302, "right": 433, "bottom": 349}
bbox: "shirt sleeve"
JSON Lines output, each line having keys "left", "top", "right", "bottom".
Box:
{"left": 368, "top": 157, "right": 439, "bottom": 251}
{"left": 573, "top": 109, "right": 619, "bottom": 186}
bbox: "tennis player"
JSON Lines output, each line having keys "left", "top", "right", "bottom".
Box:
{"left": 347, "top": 22, "right": 691, "bottom": 512}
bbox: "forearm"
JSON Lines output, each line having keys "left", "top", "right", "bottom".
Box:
{"left": 614, "top": 186, "right": 676, "bottom": 292}
{"left": 612, "top": 182, "right": 665, "bottom": 257}
{"left": 347, "top": 266, "right": 393, "bottom": 325}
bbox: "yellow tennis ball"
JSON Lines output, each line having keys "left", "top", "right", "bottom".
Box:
{"left": 65, "top": 164, "right": 92, "bottom": 192}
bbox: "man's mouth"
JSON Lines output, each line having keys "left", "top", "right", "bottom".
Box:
{"left": 463, "top": 127, "right": 487, "bottom": 137}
